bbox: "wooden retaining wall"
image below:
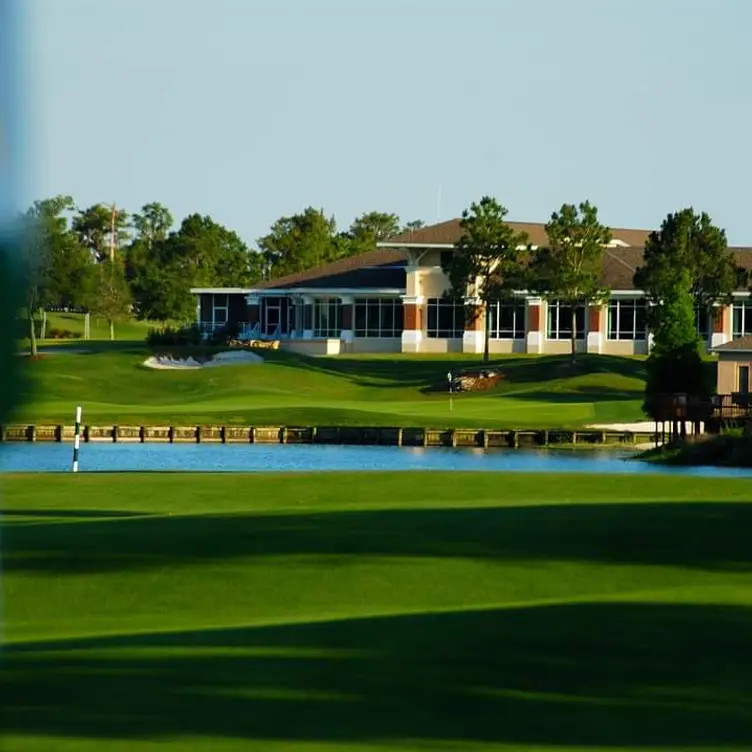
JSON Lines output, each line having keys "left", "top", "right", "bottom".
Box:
{"left": 0, "top": 424, "right": 655, "bottom": 448}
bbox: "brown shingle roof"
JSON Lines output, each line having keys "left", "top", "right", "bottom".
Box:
{"left": 713, "top": 335, "right": 752, "bottom": 353}
{"left": 385, "top": 219, "right": 652, "bottom": 248}
{"left": 248, "top": 221, "right": 752, "bottom": 294}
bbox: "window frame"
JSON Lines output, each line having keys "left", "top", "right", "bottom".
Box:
{"left": 607, "top": 297, "right": 648, "bottom": 341}
{"left": 487, "top": 299, "right": 526, "bottom": 340}
{"left": 313, "top": 298, "right": 342, "bottom": 338}
{"left": 425, "top": 298, "right": 465, "bottom": 339}
{"left": 733, "top": 300, "right": 752, "bottom": 339}
{"left": 546, "top": 300, "right": 586, "bottom": 341}
{"left": 353, "top": 298, "right": 404, "bottom": 339}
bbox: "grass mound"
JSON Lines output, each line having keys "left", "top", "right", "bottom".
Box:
{"left": 13, "top": 347, "right": 649, "bottom": 428}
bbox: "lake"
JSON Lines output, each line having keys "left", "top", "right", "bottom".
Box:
{"left": 2, "top": 442, "right": 752, "bottom": 477}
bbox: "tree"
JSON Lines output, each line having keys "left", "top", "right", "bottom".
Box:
{"left": 634, "top": 208, "right": 742, "bottom": 332}
{"left": 528, "top": 201, "right": 612, "bottom": 362}
{"left": 73, "top": 203, "right": 130, "bottom": 261}
{"left": 643, "top": 269, "right": 710, "bottom": 423}
{"left": 19, "top": 196, "right": 82, "bottom": 356}
{"left": 442, "top": 196, "right": 529, "bottom": 362}
{"left": 401, "top": 219, "right": 425, "bottom": 233}
{"left": 88, "top": 255, "right": 132, "bottom": 340}
{"left": 257, "top": 208, "right": 340, "bottom": 278}
{"left": 350, "top": 211, "right": 401, "bottom": 243}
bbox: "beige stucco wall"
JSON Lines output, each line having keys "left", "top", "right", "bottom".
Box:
{"left": 489, "top": 339, "right": 526, "bottom": 354}
{"left": 601, "top": 339, "right": 649, "bottom": 356}
{"left": 410, "top": 267, "right": 450, "bottom": 300}
{"left": 542, "top": 339, "right": 587, "bottom": 355}
{"left": 418, "top": 338, "right": 463, "bottom": 354}
{"left": 282, "top": 339, "right": 342, "bottom": 356}
{"left": 350, "top": 338, "right": 402, "bottom": 353}
{"left": 717, "top": 354, "right": 752, "bottom": 393}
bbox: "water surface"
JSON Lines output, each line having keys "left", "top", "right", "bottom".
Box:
{"left": 2, "top": 442, "right": 751, "bottom": 477}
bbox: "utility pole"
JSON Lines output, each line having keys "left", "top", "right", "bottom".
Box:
{"left": 109, "top": 202, "right": 117, "bottom": 262}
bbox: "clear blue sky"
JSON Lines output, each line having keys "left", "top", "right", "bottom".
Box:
{"left": 22, "top": 0, "right": 752, "bottom": 245}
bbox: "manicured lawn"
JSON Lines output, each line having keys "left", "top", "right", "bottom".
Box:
{"left": 2, "top": 472, "right": 752, "bottom": 751}
{"left": 13, "top": 346, "right": 650, "bottom": 428}
{"left": 20, "top": 312, "right": 175, "bottom": 345}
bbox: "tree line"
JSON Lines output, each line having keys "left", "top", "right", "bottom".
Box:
{"left": 20, "top": 197, "right": 423, "bottom": 353}
{"left": 444, "top": 196, "right": 748, "bottom": 411}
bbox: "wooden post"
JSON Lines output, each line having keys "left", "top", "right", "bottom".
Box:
{"left": 422, "top": 428, "right": 428, "bottom": 447}
{"left": 250, "top": 426, "right": 256, "bottom": 444}
{"left": 168, "top": 426, "right": 175, "bottom": 444}
{"left": 28, "top": 425, "right": 37, "bottom": 442}
{"left": 112, "top": 425, "right": 119, "bottom": 443}
{"left": 396, "top": 428, "right": 403, "bottom": 447}
{"left": 280, "top": 427, "right": 288, "bottom": 444}
{"left": 572, "top": 431, "right": 578, "bottom": 445}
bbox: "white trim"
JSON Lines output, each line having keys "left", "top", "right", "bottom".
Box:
{"left": 401, "top": 295, "right": 425, "bottom": 305}
{"left": 191, "top": 287, "right": 255, "bottom": 294}
{"left": 711, "top": 332, "right": 731, "bottom": 349}
{"left": 587, "top": 331, "right": 603, "bottom": 354}
{"left": 462, "top": 329, "right": 484, "bottom": 354}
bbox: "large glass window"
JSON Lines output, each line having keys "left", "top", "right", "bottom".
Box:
{"left": 694, "top": 305, "right": 710, "bottom": 341}
{"left": 488, "top": 300, "right": 525, "bottom": 339}
{"left": 608, "top": 298, "right": 647, "bottom": 340}
{"left": 426, "top": 298, "right": 465, "bottom": 338}
{"left": 313, "top": 299, "right": 342, "bottom": 337}
{"left": 354, "top": 299, "right": 404, "bottom": 338}
{"left": 547, "top": 301, "right": 586, "bottom": 340}
{"left": 733, "top": 300, "right": 752, "bottom": 338}
{"left": 212, "top": 294, "right": 229, "bottom": 325}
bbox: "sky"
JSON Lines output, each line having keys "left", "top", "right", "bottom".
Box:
{"left": 19, "top": 0, "right": 752, "bottom": 245}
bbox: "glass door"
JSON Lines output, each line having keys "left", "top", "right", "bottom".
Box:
{"left": 264, "top": 302, "right": 280, "bottom": 337}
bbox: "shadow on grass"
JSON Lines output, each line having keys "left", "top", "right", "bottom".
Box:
{"left": 3, "top": 602, "right": 752, "bottom": 746}
{"left": 263, "top": 352, "right": 649, "bottom": 392}
{"left": 5, "top": 502, "right": 752, "bottom": 575}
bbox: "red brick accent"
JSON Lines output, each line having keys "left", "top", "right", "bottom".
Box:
{"left": 588, "top": 305, "right": 601, "bottom": 333}
{"left": 528, "top": 304, "right": 541, "bottom": 331}
{"left": 712, "top": 307, "right": 726, "bottom": 334}
{"left": 466, "top": 305, "right": 484, "bottom": 331}
{"left": 341, "top": 303, "right": 353, "bottom": 330}
{"left": 404, "top": 303, "right": 422, "bottom": 330}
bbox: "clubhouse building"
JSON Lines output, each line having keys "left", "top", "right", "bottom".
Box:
{"left": 192, "top": 219, "right": 752, "bottom": 364}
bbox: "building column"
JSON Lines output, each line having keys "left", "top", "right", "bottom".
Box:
{"left": 586, "top": 303, "right": 604, "bottom": 354}
{"left": 301, "top": 295, "right": 314, "bottom": 340}
{"left": 711, "top": 304, "right": 732, "bottom": 349}
{"left": 339, "top": 295, "right": 354, "bottom": 345}
{"left": 401, "top": 295, "right": 424, "bottom": 353}
{"left": 463, "top": 298, "right": 484, "bottom": 354}
{"left": 525, "top": 297, "right": 544, "bottom": 354}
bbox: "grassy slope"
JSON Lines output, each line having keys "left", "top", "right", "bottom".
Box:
{"left": 14, "top": 346, "right": 649, "bottom": 428}
{"left": 2, "top": 472, "right": 752, "bottom": 751}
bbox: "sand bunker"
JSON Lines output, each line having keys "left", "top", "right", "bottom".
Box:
{"left": 144, "top": 350, "right": 264, "bottom": 370}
